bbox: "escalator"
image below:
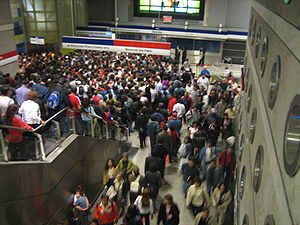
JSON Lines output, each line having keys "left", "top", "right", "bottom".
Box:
{"left": 0, "top": 134, "right": 130, "bottom": 225}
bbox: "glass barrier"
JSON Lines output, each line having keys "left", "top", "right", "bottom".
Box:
{"left": 0, "top": 108, "right": 129, "bottom": 162}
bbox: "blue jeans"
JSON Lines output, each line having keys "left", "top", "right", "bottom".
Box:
{"left": 183, "top": 181, "right": 191, "bottom": 194}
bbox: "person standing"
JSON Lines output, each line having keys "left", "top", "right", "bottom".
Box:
{"left": 157, "top": 125, "right": 172, "bottom": 155}
{"left": 152, "top": 139, "right": 168, "bottom": 179}
{"left": 123, "top": 204, "right": 143, "bottom": 225}
{"left": 167, "top": 94, "right": 177, "bottom": 113}
{"left": 93, "top": 195, "right": 119, "bottom": 225}
{"left": 73, "top": 191, "right": 90, "bottom": 225}
{"left": 116, "top": 152, "right": 134, "bottom": 178}
{"left": 135, "top": 110, "right": 149, "bottom": 148}
{"left": 215, "top": 99, "right": 228, "bottom": 119}
{"left": 157, "top": 194, "right": 180, "bottom": 225}
{"left": 197, "top": 74, "right": 209, "bottom": 91}
{"left": 224, "top": 105, "right": 237, "bottom": 120}
{"left": 32, "top": 77, "right": 50, "bottom": 118}
{"left": 68, "top": 88, "right": 82, "bottom": 133}
{"left": 0, "top": 86, "right": 14, "bottom": 115}
{"left": 173, "top": 100, "right": 186, "bottom": 121}
{"left": 145, "top": 162, "right": 162, "bottom": 212}
{"left": 167, "top": 113, "right": 182, "bottom": 133}
{"left": 47, "top": 77, "right": 71, "bottom": 135}
{"left": 145, "top": 154, "right": 163, "bottom": 179}
{"left": 212, "top": 183, "right": 232, "bottom": 225}
{"left": 181, "top": 157, "right": 199, "bottom": 195}
{"left": 194, "top": 208, "right": 212, "bottom": 225}
{"left": 128, "top": 165, "right": 145, "bottom": 204}
{"left": 175, "top": 45, "right": 181, "bottom": 63}
{"left": 198, "top": 48, "right": 206, "bottom": 66}
{"left": 218, "top": 148, "right": 236, "bottom": 187}
{"left": 4, "top": 104, "right": 33, "bottom": 160}
{"left": 15, "top": 80, "right": 31, "bottom": 106}
{"left": 106, "top": 173, "right": 128, "bottom": 217}
{"left": 200, "top": 139, "right": 217, "bottom": 172}
{"left": 147, "top": 115, "right": 161, "bottom": 150}
{"left": 134, "top": 188, "right": 154, "bottom": 225}
{"left": 186, "top": 178, "right": 210, "bottom": 216}
{"left": 19, "top": 91, "right": 46, "bottom": 128}
{"left": 181, "top": 47, "right": 187, "bottom": 64}
{"left": 103, "top": 159, "right": 117, "bottom": 187}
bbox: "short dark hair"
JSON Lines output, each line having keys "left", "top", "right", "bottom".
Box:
{"left": 1, "top": 86, "right": 10, "bottom": 96}
{"left": 162, "top": 125, "right": 168, "bottom": 131}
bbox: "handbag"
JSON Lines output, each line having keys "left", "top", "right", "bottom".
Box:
{"left": 106, "top": 184, "right": 117, "bottom": 200}
{"left": 130, "top": 175, "right": 141, "bottom": 193}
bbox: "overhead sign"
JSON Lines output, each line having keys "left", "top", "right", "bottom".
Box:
{"left": 30, "top": 36, "right": 45, "bottom": 45}
{"left": 163, "top": 16, "right": 173, "bottom": 24}
{"left": 62, "top": 36, "right": 171, "bottom": 55}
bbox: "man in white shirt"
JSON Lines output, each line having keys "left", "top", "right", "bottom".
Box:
{"left": 197, "top": 74, "right": 209, "bottom": 90}
{"left": 173, "top": 99, "right": 186, "bottom": 119}
{"left": 0, "top": 86, "right": 14, "bottom": 115}
{"left": 19, "top": 91, "right": 45, "bottom": 127}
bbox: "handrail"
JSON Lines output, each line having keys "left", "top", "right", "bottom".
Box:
{"left": 34, "top": 108, "right": 68, "bottom": 132}
{"left": 0, "top": 107, "right": 69, "bottom": 133}
{"left": 79, "top": 108, "right": 128, "bottom": 130}
{"left": 0, "top": 124, "right": 33, "bottom": 132}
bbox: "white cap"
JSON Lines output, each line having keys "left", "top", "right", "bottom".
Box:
{"left": 211, "top": 108, "right": 216, "bottom": 113}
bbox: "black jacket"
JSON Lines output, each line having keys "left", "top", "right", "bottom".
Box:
{"left": 157, "top": 203, "right": 180, "bottom": 225}
{"left": 145, "top": 156, "right": 163, "bottom": 175}
{"left": 135, "top": 114, "right": 148, "bottom": 133}
{"left": 182, "top": 164, "right": 199, "bottom": 182}
{"left": 144, "top": 171, "right": 162, "bottom": 197}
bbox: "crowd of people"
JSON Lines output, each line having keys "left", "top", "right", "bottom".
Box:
{"left": 0, "top": 49, "right": 240, "bottom": 224}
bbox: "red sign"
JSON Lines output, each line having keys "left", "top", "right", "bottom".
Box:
{"left": 163, "top": 16, "right": 173, "bottom": 24}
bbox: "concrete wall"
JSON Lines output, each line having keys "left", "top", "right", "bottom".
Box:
{"left": 0, "top": 0, "right": 18, "bottom": 76}
{"left": 238, "top": 0, "right": 300, "bottom": 224}
{"left": 88, "top": 0, "right": 252, "bottom": 31}
{"left": 88, "top": 0, "right": 115, "bottom": 22}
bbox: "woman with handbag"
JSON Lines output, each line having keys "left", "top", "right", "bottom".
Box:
{"left": 128, "top": 165, "right": 145, "bottom": 204}
{"left": 106, "top": 173, "right": 128, "bottom": 217}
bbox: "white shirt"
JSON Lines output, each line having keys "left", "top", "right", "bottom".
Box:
{"left": 197, "top": 77, "right": 209, "bottom": 89}
{"left": 0, "top": 96, "right": 14, "bottom": 115}
{"left": 173, "top": 103, "right": 186, "bottom": 118}
{"left": 185, "top": 85, "right": 193, "bottom": 94}
{"left": 156, "top": 82, "right": 163, "bottom": 92}
{"left": 19, "top": 100, "right": 41, "bottom": 124}
{"left": 140, "top": 96, "right": 148, "bottom": 103}
{"left": 150, "top": 89, "right": 156, "bottom": 103}
{"left": 203, "top": 95, "right": 209, "bottom": 108}
{"left": 205, "top": 147, "right": 212, "bottom": 162}
{"left": 134, "top": 195, "right": 153, "bottom": 215}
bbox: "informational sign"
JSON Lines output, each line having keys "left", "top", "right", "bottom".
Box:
{"left": 30, "top": 36, "right": 45, "bottom": 45}
{"left": 62, "top": 36, "right": 171, "bottom": 56}
{"left": 163, "top": 15, "right": 173, "bottom": 23}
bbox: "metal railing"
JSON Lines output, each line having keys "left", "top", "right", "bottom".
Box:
{"left": 0, "top": 108, "right": 129, "bottom": 162}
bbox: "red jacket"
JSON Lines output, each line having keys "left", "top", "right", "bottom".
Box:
{"left": 6, "top": 116, "right": 33, "bottom": 143}
{"left": 168, "top": 97, "right": 177, "bottom": 113}
{"left": 218, "top": 151, "right": 236, "bottom": 173}
{"left": 93, "top": 201, "right": 119, "bottom": 224}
